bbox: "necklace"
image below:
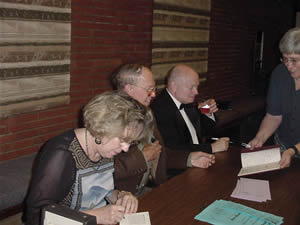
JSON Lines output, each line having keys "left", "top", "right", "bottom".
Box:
{"left": 85, "top": 128, "right": 90, "bottom": 158}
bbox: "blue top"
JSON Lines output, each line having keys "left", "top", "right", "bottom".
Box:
{"left": 267, "top": 64, "right": 300, "bottom": 148}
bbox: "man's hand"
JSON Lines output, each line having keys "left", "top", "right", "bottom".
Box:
{"left": 143, "top": 140, "right": 162, "bottom": 161}
{"left": 190, "top": 152, "right": 215, "bottom": 168}
{"left": 280, "top": 149, "right": 295, "bottom": 168}
{"left": 211, "top": 137, "right": 230, "bottom": 153}
{"left": 198, "top": 98, "right": 218, "bottom": 114}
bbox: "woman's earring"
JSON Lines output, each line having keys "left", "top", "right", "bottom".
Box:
{"left": 95, "top": 138, "right": 101, "bottom": 145}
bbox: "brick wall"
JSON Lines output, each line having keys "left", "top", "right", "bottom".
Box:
{"left": 0, "top": 0, "right": 153, "bottom": 162}
{"left": 0, "top": 0, "right": 296, "bottom": 162}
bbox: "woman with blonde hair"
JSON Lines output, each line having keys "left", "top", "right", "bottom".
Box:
{"left": 23, "top": 91, "right": 153, "bottom": 225}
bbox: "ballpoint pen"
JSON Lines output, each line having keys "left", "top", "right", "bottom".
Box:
{"left": 211, "top": 137, "right": 233, "bottom": 144}
{"left": 211, "top": 137, "right": 251, "bottom": 148}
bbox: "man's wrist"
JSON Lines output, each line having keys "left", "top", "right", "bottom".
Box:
{"left": 187, "top": 153, "right": 193, "bottom": 167}
{"left": 289, "top": 146, "right": 299, "bottom": 156}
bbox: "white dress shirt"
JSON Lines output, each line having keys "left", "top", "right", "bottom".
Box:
{"left": 166, "top": 89, "right": 199, "bottom": 144}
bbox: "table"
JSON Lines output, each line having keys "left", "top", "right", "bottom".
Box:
{"left": 138, "top": 147, "right": 300, "bottom": 225}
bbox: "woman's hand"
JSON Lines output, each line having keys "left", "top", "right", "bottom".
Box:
{"left": 87, "top": 204, "right": 125, "bottom": 225}
{"left": 116, "top": 191, "right": 138, "bottom": 214}
{"left": 280, "top": 149, "right": 295, "bottom": 168}
{"left": 248, "top": 136, "right": 264, "bottom": 149}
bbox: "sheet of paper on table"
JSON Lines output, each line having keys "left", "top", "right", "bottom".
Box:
{"left": 238, "top": 145, "right": 281, "bottom": 176}
{"left": 231, "top": 178, "right": 271, "bottom": 202}
{"left": 120, "top": 212, "right": 151, "bottom": 225}
{"left": 194, "top": 199, "right": 284, "bottom": 225}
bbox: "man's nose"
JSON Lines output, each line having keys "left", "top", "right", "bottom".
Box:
{"left": 150, "top": 91, "right": 156, "bottom": 98}
{"left": 193, "top": 87, "right": 198, "bottom": 95}
{"left": 121, "top": 142, "right": 130, "bottom": 152}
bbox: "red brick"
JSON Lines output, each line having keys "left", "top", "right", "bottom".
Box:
{"left": 1, "top": 138, "right": 36, "bottom": 153}
{"left": 0, "top": 126, "right": 7, "bottom": 135}
{"left": 0, "top": 147, "right": 38, "bottom": 161}
{"left": 5, "top": 112, "right": 39, "bottom": 127}
{"left": 39, "top": 107, "right": 74, "bottom": 120}
{"left": 0, "top": 130, "right": 38, "bottom": 144}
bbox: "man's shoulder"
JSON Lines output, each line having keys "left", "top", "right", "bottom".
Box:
{"left": 151, "top": 89, "right": 170, "bottom": 108}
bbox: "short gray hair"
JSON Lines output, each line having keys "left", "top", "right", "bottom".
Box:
{"left": 83, "top": 91, "right": 153, "bottom": 142}
{"left": 111, "top": 64, "right": 144, "bottom": 90}
{"left": 279, "top": 27, "right": 300, "bottom": 54}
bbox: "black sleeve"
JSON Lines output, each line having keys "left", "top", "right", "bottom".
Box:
{"left": 200, "top": 113, "right": 217, "bottom": 137}
{"left": 152, "top": 105, "right": 212, "bottom": 153}
{"left": 24, "top": 140, "right": 76, "bottom": 225}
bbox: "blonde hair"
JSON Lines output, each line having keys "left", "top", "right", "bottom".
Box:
{"left": 83, "top": 91, "right": 153, "bottom": 142}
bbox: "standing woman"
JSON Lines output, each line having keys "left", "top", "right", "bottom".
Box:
{"left": 249, "top": 27, "right": 300, "bottom": 167}
{"left": 23, "top": 91, "right": 153, "bottom": 225}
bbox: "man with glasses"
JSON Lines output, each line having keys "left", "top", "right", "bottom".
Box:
{"left": 112, "top": 64, "right": 166, "bottom": 196}
{"left": 249, "top": 27, "right": 300, "bottom": 168}
{"left": 151, "top": 65, "right": 229, "bottom": 177}
{"left": 112, "top": 64, "right": 215, "bottom": 189}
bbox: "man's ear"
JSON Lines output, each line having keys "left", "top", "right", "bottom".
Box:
{"left": 124, "top": 84, "right": 133, "bottom": 94}
{"left": 168, "top": 80, "right": 176, "bottom": 92}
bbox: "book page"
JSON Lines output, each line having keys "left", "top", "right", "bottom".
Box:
{"left": 120, "top": 212, "right": 151, "bottom": 225}
{"left": 238, "top": 162, "right": 280, "bottom": 176}
{"left": 241, "top": 147, "right": 281, "bottom": 168}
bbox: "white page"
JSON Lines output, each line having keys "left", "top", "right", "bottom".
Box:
{"left": 238, "top": 161, "right": 280, "bottom": 176}
{"left": 241, "top": 147, "right": 280, "bottom": 168}
{"left": 240, "top": 178, "right": 271, "bottom": 200}
{"left": 120, "top": 212, "right": 151, "bottom": 225}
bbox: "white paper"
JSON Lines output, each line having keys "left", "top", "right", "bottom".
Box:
{"left": 241, "top": 147, "right": 280, "bottom": 168}
{"left": 231, "top": 178, "right": 271, "bottom": 202}
{"left": 238, "top": 147, "right": 281, "bottom": 176}
{"left": 44, "top": 211, "right": 83, "bottom": 225}
{"left": 120, "top": 212, "right": 151, "bottom": 225}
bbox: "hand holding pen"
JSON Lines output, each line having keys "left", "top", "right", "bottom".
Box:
{"left": 105, "top": 190, "right": 138, "bottom": 217}
{"left": 116, "top": 191, "right": 138, "bottom": 214}
{"left": 211, "top": 137, "right": 230, "bottom": 153}
{"left": 212, "top": 137, "right": 251, "bottom": 148}
{"left": 85, "top": 200, "right": 126, "bottom": 225}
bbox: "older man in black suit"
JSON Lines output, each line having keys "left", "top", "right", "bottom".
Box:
{"left": 151, "top": 64, "right": 230, "bottom": 155}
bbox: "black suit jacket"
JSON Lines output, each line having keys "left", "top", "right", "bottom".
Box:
{"left": 150, "top": 89, "right": 216, "bottom": 154}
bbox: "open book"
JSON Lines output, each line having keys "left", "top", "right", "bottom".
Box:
{"left": 120, "top": 212, "right": 151, "bottom": 225}
{"left": 238, "top": 145, "right": 281, "bottom": 176}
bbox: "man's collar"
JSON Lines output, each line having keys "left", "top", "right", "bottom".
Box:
{"left": 166, "top": 88, "right": 181, "bottom": 109}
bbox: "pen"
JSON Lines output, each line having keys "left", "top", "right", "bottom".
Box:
{"left": 105, "top": 196, "right": 113, "bottom": 205}
{"left": 241, "top": 143, "right": 251, "bottom": 148}
{"left": 211, "top": 137, "right": 233, "bottom": 144}
{"left": 211, "top": 137, "right": 251, "bottom": 148}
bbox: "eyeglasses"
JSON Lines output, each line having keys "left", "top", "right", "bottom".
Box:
{"left": 119, "top": 137, "right": 139, "bottom": 146}
{"left": 131, "top": 84, "right": 157, "bottom": 96}
{"left": 280, "top": 57, "right": 300, "bottom": 65}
